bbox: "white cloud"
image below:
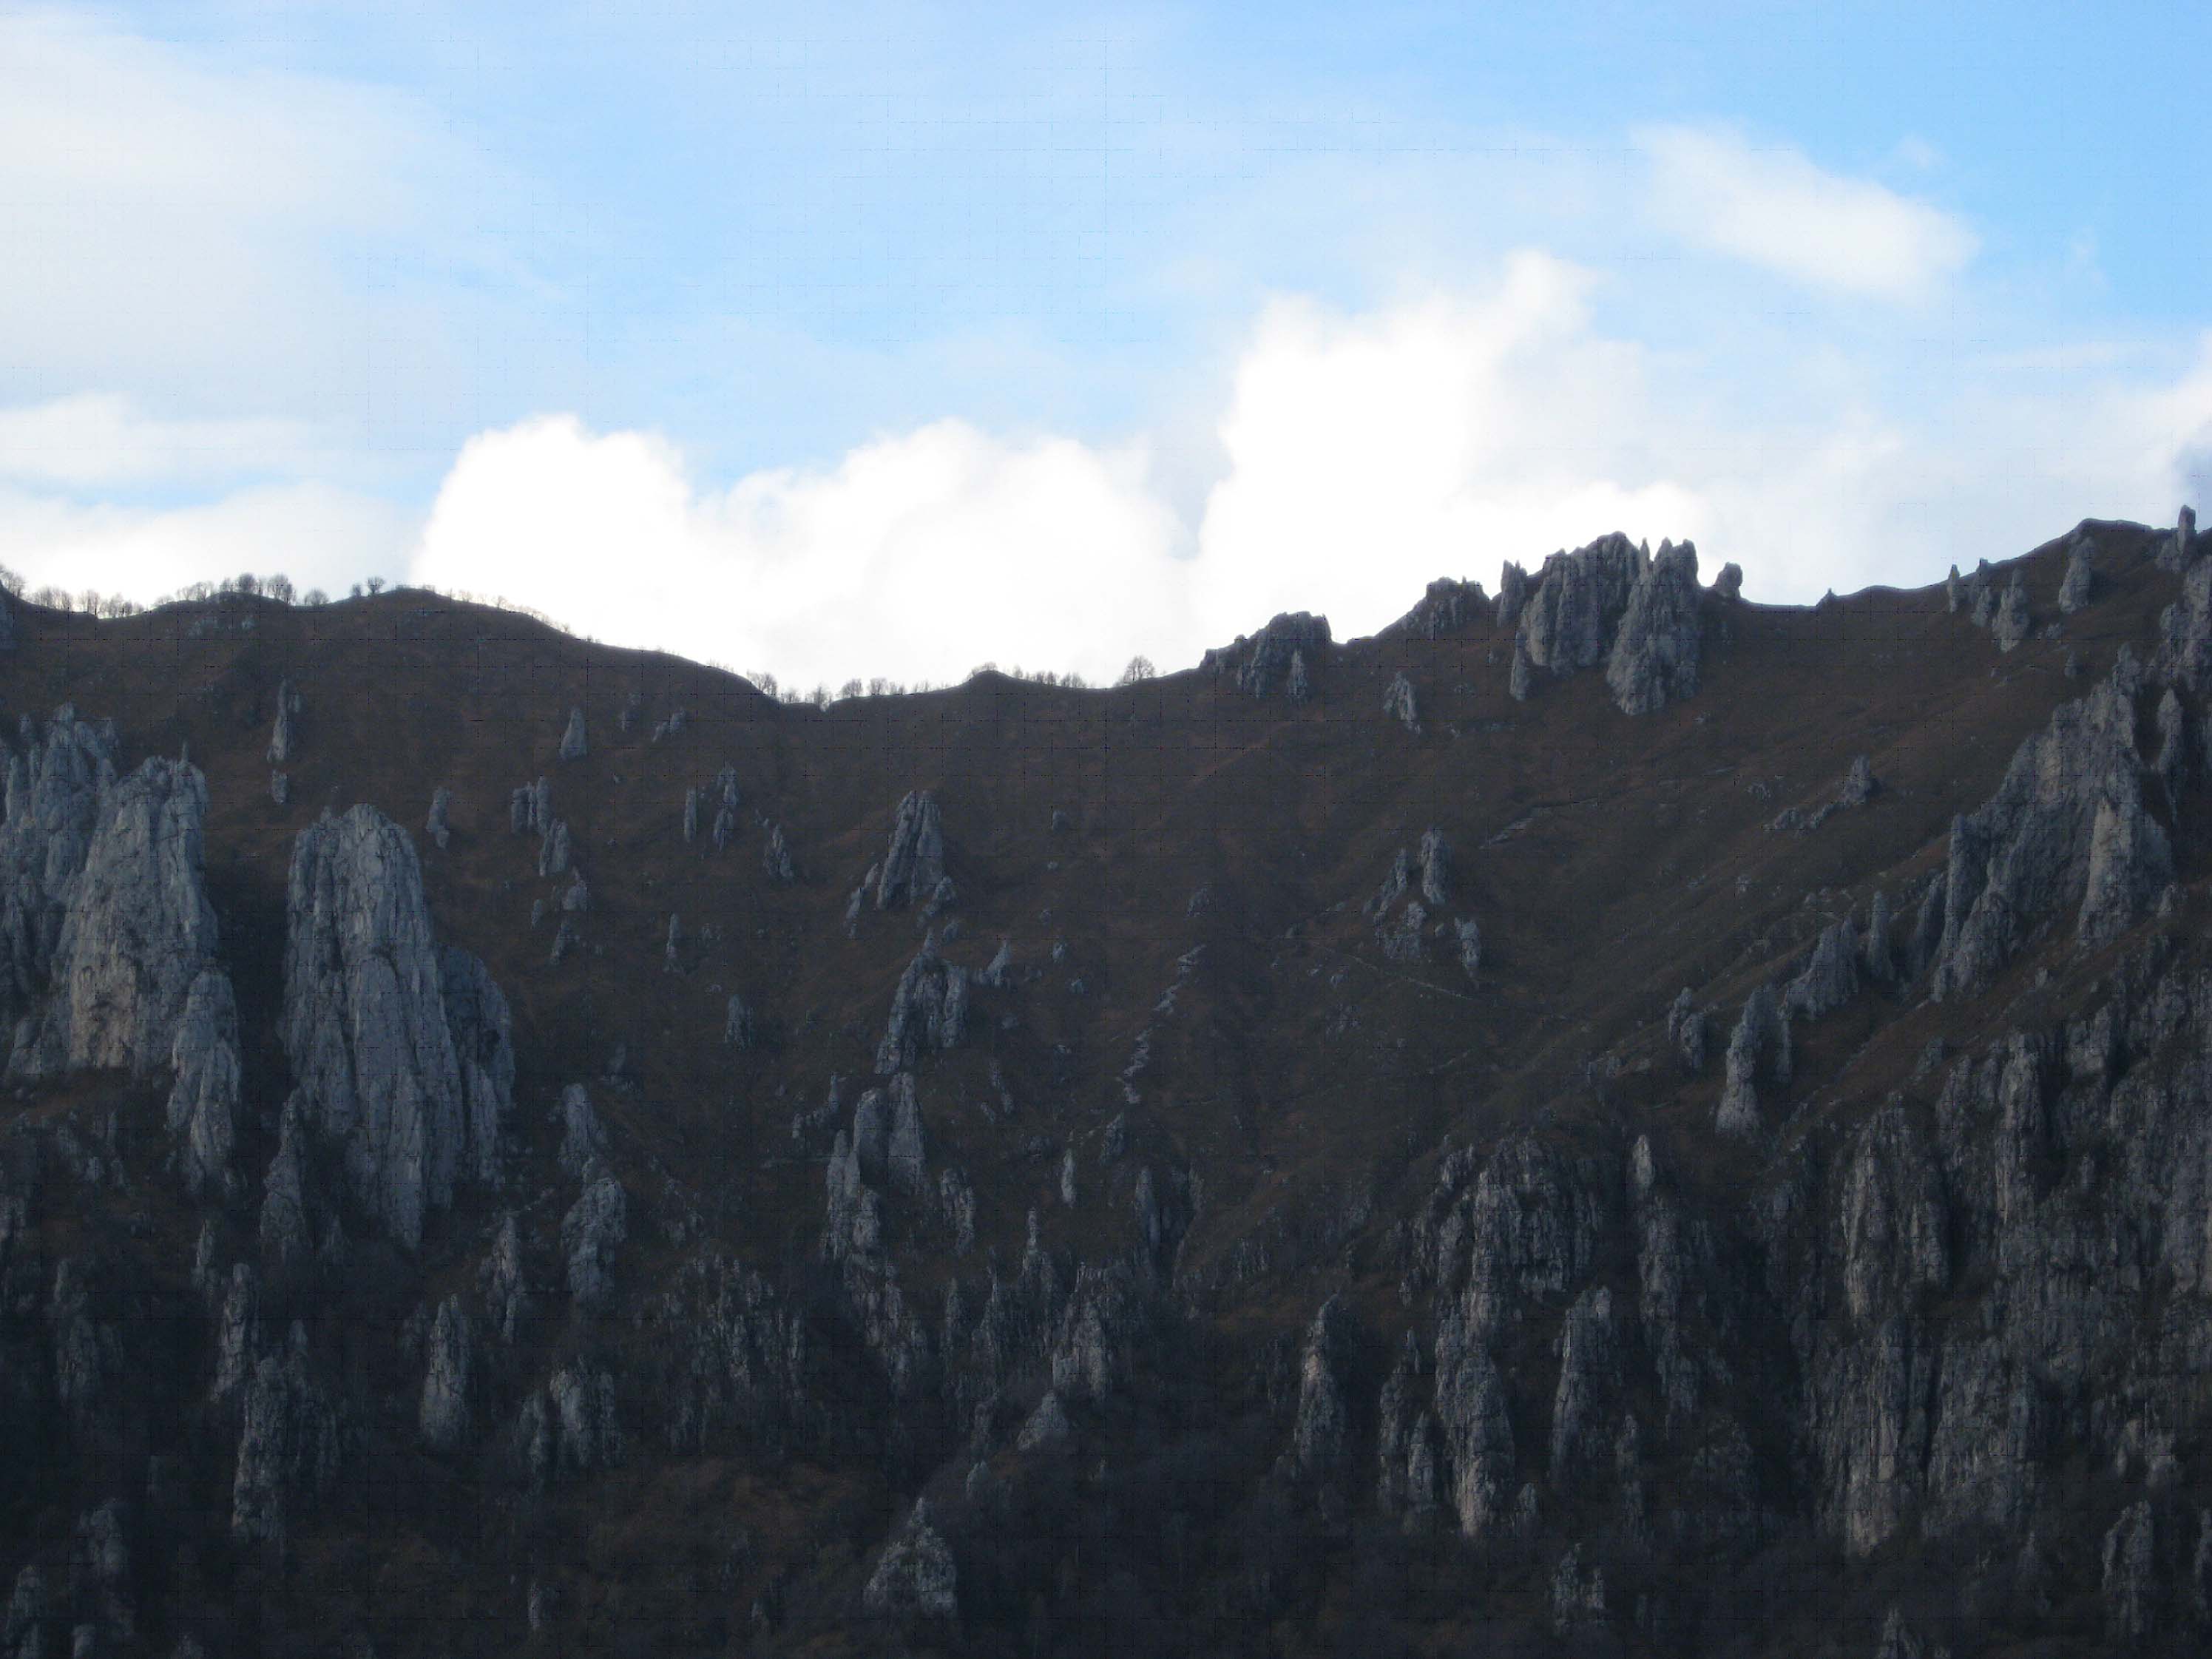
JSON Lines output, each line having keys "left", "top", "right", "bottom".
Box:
{"left": 1638, "top": 124, "right": 1978, "bottom": 301}
{"left": 0, "top": 482, "right": 416, "bottom": 601}
{"left": 409, "top": 415, "right": 1198, "bottom": 689}
{"left": 0, "top": 395, "right": 331, "bottom": 490}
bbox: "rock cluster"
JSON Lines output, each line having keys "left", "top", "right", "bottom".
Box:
{"left": 1200, "top": 612, "right": 1331, "bottom": 699}
{"left": 280, "top": 805, "right": 513, "bottom": 1249}
{"left": 1603, "top": 539, "right": 1703, "bottom": 715}
{"left": 558, "top": 707, "right": 586, "bottom": 761}
{"left": 875, "top": 791, "right": 945, "bottom": 910}
{"left": 876, "top": 935, "right": 967, "bottom": 1073}
{"left": 1929, "top": 651, "right": 2170, "bottom": 999}
{"left": 1717, "top": 982, "right": 1790, "bottom": 1135}
{"left": 1382, "top": 672, "right": 1419, "bottom": 733}
{"left": 266, "top": 680, "right": 300, "bottom": 766}
{"left": 1509, "top": 533, "right": 1708, "bottom": 714}
{"left": 1390, "top": 578, "right": 1489, "bottom": 640}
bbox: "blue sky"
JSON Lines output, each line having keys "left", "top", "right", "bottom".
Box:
{"left": 4, "top": 2, "right": 2208, "bottom": 686}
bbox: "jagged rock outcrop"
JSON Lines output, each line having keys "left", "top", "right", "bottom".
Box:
{"left": 1548, "top": 1285, "right": 1619, "bottom": 1482}
{"left": 2059, "top": 536, "right": 2095, "bottom": 613}
{"left": 557, "top": 1084, "right": 608, "bottom": 1179}
{"left": 558, "top": 707, "right": 586, "bottom": 761}
{"left": 1714, "top": 561, "right": 1743, "bottom": 601}
{"left": 723, "top": 993, "right": 756, "bottom": 1049}
{"left": 0, "top": 709, "right": 118, "bottom": 1052}
{"left": 265, "top": 680, "right": 299, "bottom": 766}
{"left": 15, "top": 757, "right": 220, "bottom": 1081}
{"left": 1784, "top": 916, "right": 1861, "bottom": 1021}
{"left": 1202, "top": 612, "right": 1332, "bottom": 699}
{"left": 1717, "top": 982, "right": 1790, "bottom": 1135}
{"left": 1605, "top": 538, "right": 1703, "bottom": 715}
{"left": 1455, "top": 918, "right": 1481, "bottom": 980}
{"left": 282, "top": 805, "right": 510, "bottom": 1248}
{"left": 2158, "top": 503, "right": 2199, "bottom": 572}
{"left": 886, "top": 1072, "right": 927, "bottom": 1197}
{"left": 875, "top": 935, "right": 967, "bottom": 1073}
{"left": 561, "top": 1174, "right": 628, "bottom": 1308}
{"left": 1993, "top": 571, "right": 2032, "bottom": 651}
{"left": 257, "top": 1102, "right": 314, "bottom": 1267}
{"left": 231, "top": 1327, "right": 341, "bottom": 1543}
{"left": 537, "top": 819, "right": 570, "bottom": 878}
{"left": 862, "top": 1501, "right": 958, "bottom": 1620}
{"left": 166, "top": 970, "right": 242, "bottom": 1198}
{"left": 480, "top": 1212, "right": 530, "bottom": 1345}
{"left": 417, "top": 1296, "right": 473, "bottom": 1450}
{"left": 682, "top": 786, "right": 699, "bottom": 844}
{"left": 1017, "top": 1389, "right": 1070, "bottom": 1451}
{"left": 1930, "top": 653, "right": 2170, "bottom": 998}
{"left": 1495, "top": 561, "right": 1530, "bottom": 629}
{"left": 1665, "top": 987, "right": 1708, "bottom": 1072}
{"left": 1393, "top": 578, "right": 1488, "bottom": 639}
{"left": 875, "top": 791, "right": 945, "bottom": 910}
{"left": 1382, "top": 672, "right": 1419, "bottom": 733}
{"left": 425, "top": 786, "right": 452, "bottom": 850}
{"left": 762, "top": 822, "right": 794, "bottom": 883}
{"left": 1286, "top": 1296, "right": 1353, "bottom": 1479}
{"left": 1376, "top": 1334, "right": 1439, "bottom": 1520}
{"left": 1515, "top": 532, "right": 1647, "bottom": 689}
{"left": 711, "top": 768, "right": 740, "bottom": 851}
{"left": 1417, "top": 828, "right": 1450, "bottom": 907}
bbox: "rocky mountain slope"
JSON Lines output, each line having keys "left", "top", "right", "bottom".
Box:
{"left": 1, "top": 513, "right": 2210, "bottom": 1655}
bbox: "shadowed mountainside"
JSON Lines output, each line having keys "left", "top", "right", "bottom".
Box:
{"left": 0, "top": 513, "right": 2208, "bottom": 1655}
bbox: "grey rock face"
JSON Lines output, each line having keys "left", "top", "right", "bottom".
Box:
{"left": 1393, "top": 577, "right": 1489, "bottom": 639}
{"left": 682, "top": 786, "right": 699, "bottom": 844}
{"left": 1784, "top": 916, "right": 1861, "bottom": 1022}
{"left": 1417, "top": 828, "right": 1450, "bottom": 907}
{"left": 166, "top": 970, "right": 243, "bottom": 1198}
{"left": 2059, "top": 537, "right": 2095, "bottom": 613}
{"left": 1509, "top": 635, "right": 1535, "bottom": 701}
{"left": 762, "top": 821, "right": 794, "bottom": 883}
{"left": 258, "top": 1101, "right": 314, "bottom": 1267}
{"left": 2103, "top": 1499, "right": 2157, "bottom": 1640}
{"left": 1549, "top": 1544, "right": 1605, "bottom": 1633}
{"left": 1017, "top": 1389, "right": 1070, "bottom": 1451}
{"left": 723, "top": 993, "right": 756, "bottom": 1049}
{"left": 15, "top": 757, "right": 217, "bottom": 1080}
{"left": 1376, "top": 1334, "right": 1438, "bottom": 1519}
{"left": 1717, "top": 982, "right": 1790, "bottom": 1135}
{"left": 1286, "top": 649, "right": 1311, "bottom": 703}
{"left": 1548, "top": 1285, "right": 1619, "bottom": 1482}
{"left": 886, "top": 1072, "right": 927, "bottom": 1197}
{"left": 1382, "top": 672, "right": 1419, "bottom": 733}
{"left": 231, "top": 1331, "right": 341, "bottom": 1542}
{"left": 711, "top": 768, "right": 740, "bottom": 851}
{"left": 1839, "top": 753, "right": 1878, "bottom": 809}
{"left": 1455, "top": 917, "right": 1482, "bottom": 980}
{"left": 1515, "top": 533, "right": 1646, "bottom": 688}
{"left": 0, "top": 707, "right": 119, "bottom": 1047}
{"left": 265, "top": 680, "right": 298, "bottom": 766}
{"left": 1201, "top": 611, "right": 1332, "bottom": 698}
{"left": 1287, "top": 1295, "right": 1354, "bottom": 1479}
{"left": 1931, "top": 657, "right": 2169, "bottom": 998}
{"left": 537, "top": 820, "right": 570, "bottom": 878}
{"left": 1993, "top": 572, "right": 2032, "bottom": 652}
{"left": 558, "top": 1084, "right": 608, "bottom": 1179}
{"left": 2158, "top": 502, "right": 2199, "bottom": 572}
{"left": 561, "top": 1174, "right": 628, "bottom": 1308}
{"left": 439, "top": 946, "right": 513, "bottom": 1189}
{"left": 1665, "top": 987, "right": 1708, "bottom": 1072}
{"left": 862, "top": 1502, "right": 958, "bottom": 1619}
{"left": 417, "top": 1295, "right": 473, "bottom": 1450}
{"left": 1605, "top": 538, "right": 1703, "bottom": 715}
{"left": 1433, "top": 1305, "right": 1515, "bottom": 1540}
{"left": 480, "top": 1212, "right": 530, "bottom": 1345}
{"left": 1713, "top": 561, "right": 1743, "bottom": 601}
{"left": 875, "top": 791, "right": 945, "bottom": 910}
{"left": 1495, "top": 561, "right": 1531, "bottom": 629}
{"left": 558, "top": 707, "right": 586, "bottom": 761}
{"left": 875, "top": 935, "right": 967, "bottom": 1073}
{"left": 1379, "top": 899, "right": 1428, "bottom": 963}
{"left": 268, "top": 770, "right": 288, "bottom": 806}
{"left": 2160, "top": 556, "right": 2212, "bottom": 692}
{"left": 425, "top": 787, "right": 452, "bottom": 850}
{"left": 283, "top": 805, "right": 506, "bottom": 1248}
